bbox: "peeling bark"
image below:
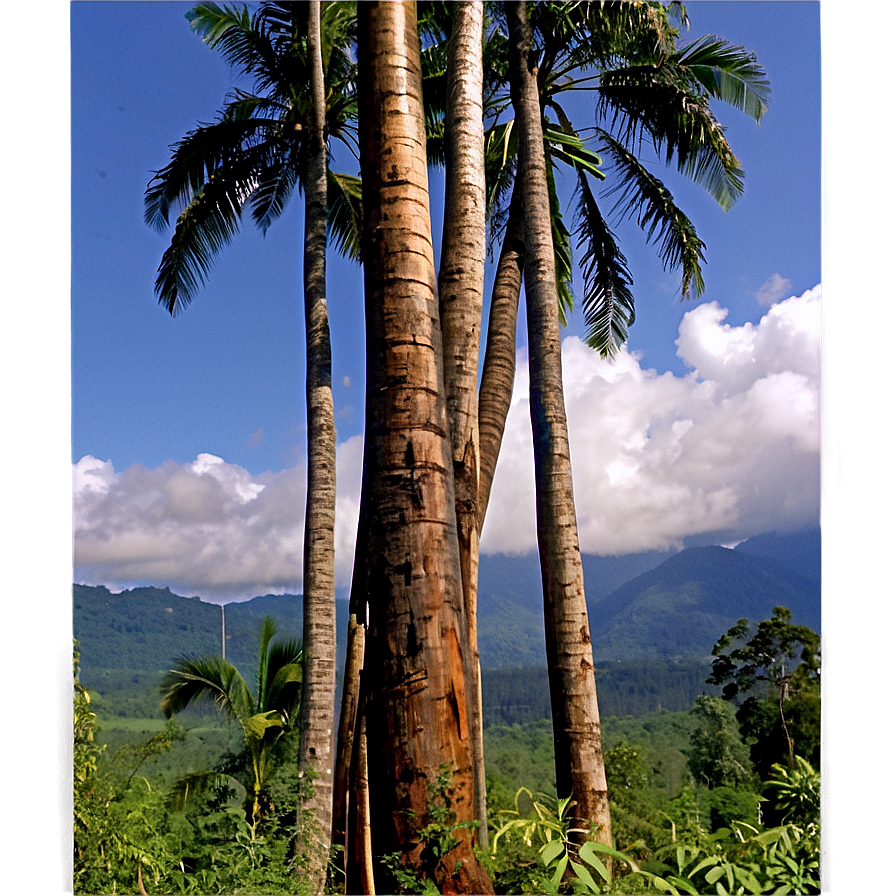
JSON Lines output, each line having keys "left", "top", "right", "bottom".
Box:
{"left": 351, "top": 4, "right": 493, "bottom": 892}
{"left": 437, "top": 0, "right": 489, "bottom": 851}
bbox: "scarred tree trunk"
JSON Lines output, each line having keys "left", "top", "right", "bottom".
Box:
{"left": 437, "top": 0, "right": 488, "bottom": 851}
{"left": 506, "top": 1, "right": 612, "bottom": 848}
{"left": 350, "top": 4, "right": 493, "bottom": 893}
{"left": 296, "top": 2, "right": 337, "bottom": 888}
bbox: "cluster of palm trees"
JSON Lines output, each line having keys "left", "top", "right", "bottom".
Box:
{"left": 145, "top": 2, "right": 768, "bottom": 893}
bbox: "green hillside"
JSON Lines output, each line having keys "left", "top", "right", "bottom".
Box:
{"left": 590, "top": 544, "right": 820, "bottom": 660}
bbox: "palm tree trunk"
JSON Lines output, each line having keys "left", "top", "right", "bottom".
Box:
{"left": 352, "top": 4, "right": 493, "bottom": 892}
{"left": 477, "top": 181, "right": 525, "bottom": 527}
{"left": 506, "top": 1, "right": 612, "bottom": 848}
{"left": 297, "top": 2, "right": 337, "bottom": 887}
{"left": 437, "top": 0, "right": 489, "bottom": 851}
{"left": 345, "top": 677, "right": 375, "bottom": 895}
{"left": 331, "top": 604, "right": 364, "bottom": 853}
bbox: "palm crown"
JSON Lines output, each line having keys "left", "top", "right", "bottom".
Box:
{"left": 160, "top": 615, "right": 302, "bottom": 824}
{"left": 144, "top": 1, "right": 360, "bottom": 315}
{"left": 466, "top": 0, "right": 770, "bottom": 355}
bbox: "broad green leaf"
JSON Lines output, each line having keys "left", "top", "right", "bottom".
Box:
{"left": 733, "top": 866, "right": 764, "bottom": 894}
{"left": 550, "top": 853, "right": 569, "bottom": 891}
{"left": 577, "top": 847, "right": 610, "bottom": 883}
{"left": 540, "top": 837, "right": 565, "bottom": 866}
{"left": 571, "top": 859, "right": 602, "bottom": 893}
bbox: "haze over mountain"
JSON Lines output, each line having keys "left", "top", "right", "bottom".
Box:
{"left": 75, "top": 528, "right": 820, "bottom": 678}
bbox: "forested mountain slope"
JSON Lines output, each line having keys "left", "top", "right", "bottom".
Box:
{"left": 75, "top": 529, "right": 820, "bottom": 678}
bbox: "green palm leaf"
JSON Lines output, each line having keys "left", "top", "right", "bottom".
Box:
{"left": 261, "top": 635, "right": 303, "bottom": 717}
{"left": 167, "top": 769, "right": 232, "bottom": 811}
{"left": 244, "top": 709, "right": 286, "bottom": 741}
{"left": 677, "top": 35, "right": 771, "bottom": 122}
{"left": 598, "top": 130, "right": 706, "bottom": 298}
{"left": 151, "top": 150, "right": 263, "bottom": 315}
{"left": 250, "top": 145, "right": 302, "bottom": 233}
{"left": 144, "top": 108, "right": 278, "bottom": 233}
{"left": 160, "top": 654, "right": 255, "bottom": 724}
{"left": 327, "top": 170, "right": 362, "bottom": 262}
{"left": 254, "top": 616, "right": 278, "bottom": 711}
{"left": 574, "top": 169, "right": 635, "bottom": 356}
{"left": 597, "top": 65, "right": 745, "bottom": 211}
{"left": 545, "top": 156, "right": 574, "bottom": 322}
{"left": 188, "top": 2, "right": 283, "bottom": 92}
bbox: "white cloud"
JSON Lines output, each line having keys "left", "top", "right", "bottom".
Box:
{"left": 756, "top": 273, "right": 794, "bottom": 307}
{"left": 480, "top": 285, "right": 821, "bottom": 555}
{"left": 74, "top": 287, "right": 820, "bottom": 598}
{"left": 74, "top": 444, "right": 364, "bottom": 601}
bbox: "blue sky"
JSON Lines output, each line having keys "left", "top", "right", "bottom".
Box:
{"left": 69, "top": 1, "right": 825, "bottom": 602}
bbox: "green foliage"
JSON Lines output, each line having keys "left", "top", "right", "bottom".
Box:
{"left": 74, "top": 643, "right": 315, "bottom": 894}
{"left": 640, "top": 821, "right": 819, "bottom": 895}
{"left": 687, "top": 696, "right": 754, "bottom": 789}
{"left": 160, "top": 615, "right": 302, "bottom": 827}
{"left": 482, "top": 660, "right": 718, "bottom": 729}
{"left": 764, "top": 757, "right": 820, "bottom": 831}
{"left": 709, "top": 606, "right": 820, "bottom": 775}
{"left": 491, "top": 788, "right": 636, "bottom": 895}
{"left": 737, "top": 687, "right": 821, "bottom": 780}
{"left": 709, "top": 607, "right": 820, "bottom": 703}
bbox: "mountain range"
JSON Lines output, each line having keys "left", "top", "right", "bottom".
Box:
{"left": 74, "top": 527, "right": 820, "bottom": 679}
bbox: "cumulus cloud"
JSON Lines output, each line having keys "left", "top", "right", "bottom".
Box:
{"left": 480, "top": 285, "right": 821, "bottom": 555}
{"left": 74, "top": 443, "right": 364, "bottom": 601}
{"left": 74, "top": 286, "right": 820, "bottom": 599}
{"left": 756, "top": 273, "right": 794, "bottom": 307}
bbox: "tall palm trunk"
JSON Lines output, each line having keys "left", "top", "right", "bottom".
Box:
{"left": 506, "top": 1, "right": 612, "bottom": 848}
{"left": 437, "top": 0, "right": 489, "bottom": 851}
{"left": 297, "top": 2, "right": 337, "bottom": 887}
{"left": 332, "top": 488, "right": 370, "bottom": 875}
{"left": 351, "top": 3, "right": 493, "bottom": 893}
{"left": 477, "top": 181, "right": 525, "bottom": 526}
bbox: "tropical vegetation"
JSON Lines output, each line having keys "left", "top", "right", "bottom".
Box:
{"left": 68, "top": 2, "right": 823, "bottom": 894}
{"left": 74, "top": 604, "right": 821, "bottom": 893}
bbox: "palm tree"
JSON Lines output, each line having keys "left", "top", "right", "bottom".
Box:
{"left": 347, "top": 3, "right": 493, "bottom": 892}
{"left": 160, "top": 615, "right": 302, "bottom": 827}
{"left": 478, "top": 0, "right": 770, "bottom": 516}
{"left": 144, "top": 3, "right": 359, "bottom": 877}
{"left": 494, "top": 0, "right": 770, "bottom": 851}
{"left": 433, "top": 0, "right": 491, "bottom": 851}
{"left": 506, "top": 0, "right": 612, "bottom": 848}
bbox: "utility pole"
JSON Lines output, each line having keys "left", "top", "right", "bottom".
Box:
{"left": 221, "top": 603, "right": 226, "bottom": 661}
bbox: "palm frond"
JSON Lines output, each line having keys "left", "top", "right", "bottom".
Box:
{"left": 677, "top": 35, "right": 770, "bottom": 122}
{"left": 244, "top": 709, "right": 286, "bottom": 742}
{"left": 538, "top": 0, "right": 680, "bottom": 73}
{"left": 574, "top": 170, "right": 635, "bottom": 356}
{"left": 152, "top": 156, "right": 263, "bottom": 315}
{"left": 255, "top": 616, "right": 278, "bottom": 712}
{"left": 544, "top": 125, "right": 604, "bottom": 180}
{"left": 153, "top": 182, "right": 243, "bottom": 314}
{"left": 484, "top": 118, "right": 517, "bottom": 227}
{"left": 160, "top": 655, "right": 255, "bottom": 724}
{"left": 250, "top": 147, "right": 302, "bottom": 233}
{"left": 188, "top": 2, "right": 283, "bottom": 92}
{"left": 597, "top": 64, "right": 745, "bottom": 211}
{"left": 326, "top": 170, "right": 362, "bottom": 262}
{"left": 144, "top": 106, "right": 279, "bottom": 232}
{"left": 264, "top": 659, "right": 303, "bottom": 723}
{"left": 320, "top": 1, "right": 358, "bottom": 77}
{"left": 545, "top": 157, "right": 574, "bottom": 323}
{"left": 167, "top": 769, "right": 232, "bottom": 811}
{"left": 599, "top": 130, "right": 706, "bottom": 299}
